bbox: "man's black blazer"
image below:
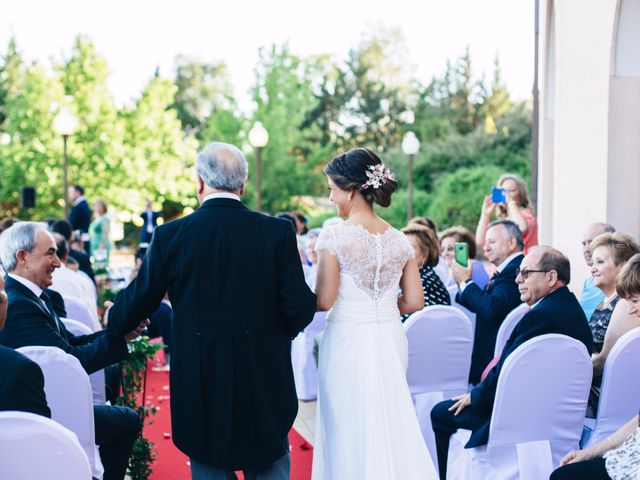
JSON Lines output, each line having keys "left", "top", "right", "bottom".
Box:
{"left": 465, "top": 286, "right": 593, "bottom": 448}
{"left": 107, "top": 197, "right": 316, "bottom": 471}
{"left": 68, "top": 199, "right": 92, "bottom": 233}
{"left": 0, "top": 344, "right": 50, "bottom": 418}
{"left": 458, "top": 254, "right": 524, "bottom": 384}
{"left": 0, "top": 276, "right": 128, "bottom": 374}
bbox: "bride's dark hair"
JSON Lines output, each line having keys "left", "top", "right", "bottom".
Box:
{"left": 324, "top": 148, "right": 398, "bottom": 207}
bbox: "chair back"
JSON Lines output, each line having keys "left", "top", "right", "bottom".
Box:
{"left": 63, "top": 295, "right": 100, "bottom": 332}
{"left": 291, "top": 312, "right": 327, "bottom": 400}
{"left": 584, "top": 327, "right": 640, "bottom": 447}
{"left": 489, "top": 334, "right": 592, "bottom": 449}
{"left": 61, "top": 318, "right": 107, "bottom": 405}
{"left": 17, "top": 346, "right": 104, "bottom": 479}
{"left": 494, "top": 303, "right": 530, "bottom": 356}
{"left": 404, "top": 305, "right": 474, "bottom": 394}
{"left": 446, "top": 284, "right": 477, "bottom": 330}
{"left": 0, "top": 411, "right": 91, "bottom": 480}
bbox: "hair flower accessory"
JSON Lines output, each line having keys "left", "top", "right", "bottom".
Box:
{"left": 362, "top": 164, "right": 395, "bottom": 190}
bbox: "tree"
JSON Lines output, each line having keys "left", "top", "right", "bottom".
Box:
{"left": 170, "top": 55, "right": 234, "bottom": 138}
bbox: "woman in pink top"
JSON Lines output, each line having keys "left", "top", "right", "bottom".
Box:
{"left": 475, "top": 173, "right": 538, "bottom": 254}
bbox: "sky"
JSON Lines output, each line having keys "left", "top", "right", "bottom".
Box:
{"left": 1, "top": 0, "right": 535, "bottom": 112}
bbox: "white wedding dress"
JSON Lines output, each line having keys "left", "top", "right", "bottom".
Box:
{"left": 312, "top": 223, "right": 438, "bottom": 479}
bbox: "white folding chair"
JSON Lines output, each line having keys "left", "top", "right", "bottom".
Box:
{"left": 63, "top": 295, "right": 101, "bottom": 332}
{"left": 62, "top": 318, "right": 107, "bottom": 405}
{"left": 404, "top": 305, "right": 474, "bottom": 467}
{"left": 494, "top": 303, "right": 530, "bottom": 356}
{"left": 447, "top": 334, "right": 592, "bottom": 480}
{"left": 581, "top": 327, "right": 640, "bottom": 448}
{"left": 17, "top": 346, "right": 104, "bottom": 480}
{"left": 291, "top": 311, "right": 327, "bottom": 400}
{"left": 0, "top": 411, "right": 91, "bottom": 480}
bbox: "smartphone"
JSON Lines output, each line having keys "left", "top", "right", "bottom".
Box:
{"left": 454, "top": 242, "right": 469, "bottom": 268}
{"left": 491, "top": 186, "right": 507, "bottom": 204}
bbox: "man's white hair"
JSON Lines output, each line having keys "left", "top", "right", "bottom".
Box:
{"left": 196, "top": 142, "right": 248, "bottom": 192}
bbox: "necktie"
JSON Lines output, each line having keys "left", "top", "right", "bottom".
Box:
{"left": 487, "top": 271, "right": 500, "bottom": 290}
{"left": 40, "top": 291, "right": 63, "bottom": 334}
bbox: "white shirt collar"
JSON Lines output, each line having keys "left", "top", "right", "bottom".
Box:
{"left": 74, "top": 195, "right": 87, "bottom": 206}
{"left": 8, "top": 273, "right": 44, "bottom": 298}
{"left": 202, "top": 192, "right": 241, "bottom": 204}
{"left": 496, "top": 251, "right": 523, "bottom": 273}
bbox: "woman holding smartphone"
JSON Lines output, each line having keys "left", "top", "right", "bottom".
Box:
{"left": 475, "top": 174, "right": 538, "bottom": 254}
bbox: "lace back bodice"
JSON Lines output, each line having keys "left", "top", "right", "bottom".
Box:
{"left": 316, "top": 223, "right": 413, "bottom": 301}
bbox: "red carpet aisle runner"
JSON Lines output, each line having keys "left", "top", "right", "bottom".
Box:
{"left": 144, "top": 350, "right": 313, "bottom": 480}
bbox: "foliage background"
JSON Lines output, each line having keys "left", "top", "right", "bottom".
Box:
{"left": 0, "top": 31, "right": 531, "bottom": 234}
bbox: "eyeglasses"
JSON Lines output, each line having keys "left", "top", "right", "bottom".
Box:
{"left": 515, "top": 268, "right": 550, "bottom": 279}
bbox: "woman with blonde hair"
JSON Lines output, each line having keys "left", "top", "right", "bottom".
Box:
{"left": 476, "top": 173, "right": 538, "bottom": 254}
{"left": 401, "top": 223, "right": 451, "bottom": 321}
{"left": 586, "top": 232, "right": 640, "bottom": 417}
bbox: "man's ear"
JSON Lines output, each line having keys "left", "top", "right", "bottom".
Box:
{"left": 196, "top": 175, "right": 205, "bottom": 195}
{"left": 15, "top": 249, "right": 27, "bottom": 267}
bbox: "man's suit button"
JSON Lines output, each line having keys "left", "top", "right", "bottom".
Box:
{"left": 245, "top": 330, "right": 250, "bottom": 335}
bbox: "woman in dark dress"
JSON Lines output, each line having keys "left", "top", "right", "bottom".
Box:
{"left": 401, "top": 224, "right": 450, "bottom": 321}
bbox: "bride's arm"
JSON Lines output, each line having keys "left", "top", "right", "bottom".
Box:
{"left": 315, "top": 250, "right": 340, "bottom": 311}
{"left": 398, "top": 258, "right": 424, "bottom": 315}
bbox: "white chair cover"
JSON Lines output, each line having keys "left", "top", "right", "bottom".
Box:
{"left": 291, "top": 311, "right": 326, "bottom": 400}
{"left": 581, "top": 327, "right": 640, "bottom": 448}
{"left": 0, "top": 411, "right": 91, "bottom": 480}
{"left": 404, "top": 305, "right": 474, "bottom": 468}
{"left": 63, "top": 294, "right": 101, "bottom": 332}
{"left": 17, "top": 346, "right": 104, "bottom": 480}
{"left": 447, "top": 334, "right": 592, "bottom": 480}
{"left": 493, "top": 303, "right": 530, "bottom": 356}
{"left": 447, "top": 284, "right": 477, "bottom": 330}
{"left": 62, "top": 318, "right": 107, "bottom": 405}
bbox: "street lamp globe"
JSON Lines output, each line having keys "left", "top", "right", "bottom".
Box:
{"left": 53, "top": 106, "right": 78, "bottom": 136}
{"left": 248, "top": 121, "right": 269, "bottom": 148}
{"left": 402, "top": 131, "right": 420, "bottom": 155}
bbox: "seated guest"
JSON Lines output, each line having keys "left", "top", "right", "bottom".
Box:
{"left": 408, "top": 216, "right": 451, "bottom": 286}
{"left": 51, "top": 219, "right": 95, "bottom": 284}
{"left": 580, "top": 223, "right": 616, "bottom": 320}
{"left": 551, "top": 413, "right": 640, "bottom": 480}
{"left": 431, "top": 246, "right": 593, "bottom": 480}
{"left": 51, "top": 234, "right": 99, "bottom": 326}
{"left": 401, "top": 223, "right": 450, "bottom": 321}
{"left": 440, "top": 225, "right": 491, "bottom": 289}
{"left": 586, "top": 232, "right": 640, "bottom": 417}
{"left": 0, "top": 275, "right": 50, "bottom": 417}
{"left": 0, "top": 221, "right": 145, "bottom": 480}
{"left": 304, "top": 228, "right": 321, "bottom": 291}
{"left": 551, "top": 256, "right": 640, "bottom": 479}
{"left": 450, "top": 220, "right": 524, "bottom": 384}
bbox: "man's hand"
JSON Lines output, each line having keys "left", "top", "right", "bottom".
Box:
{"left": 124, "top": 319, "right": 150, "bottom": 342}
{"left": 450, "top": 259, "right": 473, "bottom": 285}
{"left": 448, "top": 393, "right": 471, "bottom": 416}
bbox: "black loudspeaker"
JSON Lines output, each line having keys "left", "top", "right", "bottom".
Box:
{"left": 22, "top": 187, "right": 36, "bottom": 208}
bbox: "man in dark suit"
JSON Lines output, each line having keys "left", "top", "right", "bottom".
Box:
{"left": 67, "top": 184, "right": 92, "bottom": 253}
{"left": 450, "top": 219, "right": 524, "bottom": 384}
{"left": 139, "top": 200, "right": 161, "bottom": 245}
{"left": 51, "top": 219, "right": 95, "bottom": 284}
{"left": 0, "top": 275, "right": 50, "bottom": 417}
{"left": 0, "top": 221, "right": 146, "bottom": 480}
{"left": 431, "top": 246, "right": 593, "bottom": 479}
{"left": 106, "top": 142, "right": 317, "bottom": 480}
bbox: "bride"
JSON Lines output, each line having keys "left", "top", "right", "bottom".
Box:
{"left": 312, "top": 148, "right": 438, "bottom": 479}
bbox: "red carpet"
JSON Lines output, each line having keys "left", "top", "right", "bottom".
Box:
{"left": 144, "top": 350, "right": 313, "bottom": 479}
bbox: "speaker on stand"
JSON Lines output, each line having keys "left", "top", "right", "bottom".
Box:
{"left": 21, "top": 187, "right": 36, "bottom": 208}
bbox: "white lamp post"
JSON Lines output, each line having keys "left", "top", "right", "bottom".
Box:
{"left": 402, "top": 131, "right": 420, "bottom": 222}
{"left": 248, "top": 121, "right": 269, "bottom": 211}
{"left": 53, "top": 106, "right": 78, "bottom": 216}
